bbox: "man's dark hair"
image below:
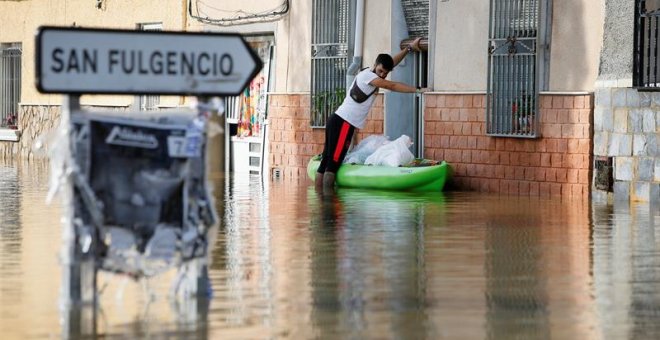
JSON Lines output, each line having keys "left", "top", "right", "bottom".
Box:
{"left": 375, "top": 54, "right": 394, "bottom": 71}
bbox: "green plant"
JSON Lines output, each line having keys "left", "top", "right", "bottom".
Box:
{"left": 312, "top": 87, "right": 346, "bottom": 118}
{"left": 2, "top": 113, "right": 18, "bottom": 130}
{"left": 511, "top": 92, "right": 534, "bottom": 133}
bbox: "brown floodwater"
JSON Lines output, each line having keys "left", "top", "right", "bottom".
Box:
{"left": 0, "top": 161, "right": 658, "bottom": 339}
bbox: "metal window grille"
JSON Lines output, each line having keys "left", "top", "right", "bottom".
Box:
{"left": 310, "top": 0, "right": 350, "bottom": 127}
{"left": 414, "top": 51, "right": 428, "bottom": 156}
{"left": 487, "top": 0, "right": 539, "bottom": 137}
{"left": 634, "top": 0, "right": 660, "bottom": 89}
{"left": 138, "top": 23, "right": 161, "bottom": 110}
{"left": 0, "top": 45, "right": 21, "bottom": 129}
{"left": 225, "top": 96, "right": 241, "bottom": 123}
{"left": 401, "top": 0, "right": 430, "bottom": 156}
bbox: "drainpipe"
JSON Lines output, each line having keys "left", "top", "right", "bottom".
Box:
{"left": 346, "top": 0, "right": 365, "bottom": 89}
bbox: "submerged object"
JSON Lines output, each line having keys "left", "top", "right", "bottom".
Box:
{"left": 68, "top": 112, "right": 218, "bottom": 279}
{"left": 307, "top": 154, "right": 452, "bottom": 192}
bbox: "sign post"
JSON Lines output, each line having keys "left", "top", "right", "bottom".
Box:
{"left": 37, "top": 26, "right": 262, "bottom": 95}
{"left": 37, "top": 27, "right": 262, "bottom": 326}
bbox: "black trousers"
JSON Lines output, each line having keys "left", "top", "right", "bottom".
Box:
{"left": 317, "top": 113, "right": 356, "bottom": 174}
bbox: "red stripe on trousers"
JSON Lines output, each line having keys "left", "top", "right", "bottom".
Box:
{"left": 333, "top": 122, "right": 350, "bottom": 162}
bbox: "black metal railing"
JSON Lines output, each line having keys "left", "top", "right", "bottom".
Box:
{"left": 0, "top": 47, "right": 21, "bottom": 129}
{"left": 310, "top": 0, "right": 350, "bottom": 127}
{"left": 486, "top": 0, "right": 539, "bottom": 138}
{"left": 634, "top": 0, "right": 660, "bottom": 89}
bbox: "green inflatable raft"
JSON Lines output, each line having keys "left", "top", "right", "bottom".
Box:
{"left": 307, "top": 155, "right": 452, "bottom": 192}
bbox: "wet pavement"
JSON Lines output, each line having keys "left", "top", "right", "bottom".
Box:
{"left": 0, "top": 161, "right": 658, "bottom": 339}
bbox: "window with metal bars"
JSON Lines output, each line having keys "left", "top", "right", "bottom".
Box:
{"left": 634, "top": 0, "right": 660, "bottom": 89}
{"left": 310, "top": 0, "right": 351, "bottom": 127}
{"left": 487, "top": 0, "right": 540, "bottom": 138}
{"left": 0, "top": 43, "right": 21, "bottom": 129}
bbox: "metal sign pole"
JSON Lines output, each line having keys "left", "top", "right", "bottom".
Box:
{"left": 35, "top": 26, "right": 261, "bottom": 336}
{"left": 60, "top": 94, "right": 97, "bottom": 304}
{"left": 59, "top": 94, "right": 97, "bottom": 338}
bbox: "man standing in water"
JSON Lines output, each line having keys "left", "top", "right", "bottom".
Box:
{"left": 315, "top": 37, "right": 429, "bottom": 191}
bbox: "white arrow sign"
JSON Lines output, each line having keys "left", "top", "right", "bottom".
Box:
{"left": 36, "top": 27, "right": 263, "bottom": 96}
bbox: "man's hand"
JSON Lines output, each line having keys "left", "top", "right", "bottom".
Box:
{"left": 409, "top": 37, "right": 423, "bottom": 52}
{"left": 416, "top": 87, "right": 432, "bottom": 93}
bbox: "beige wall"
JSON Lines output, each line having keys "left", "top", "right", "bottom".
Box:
{"left": 549, "top": 0, "right": 604, "bottom": 92}
{"left": 0, "top": 0, "right": 187, "bottom": 106}
{"left": 275, "top": 0, "right": 312, "bottom": 92}
{"left": 433, "top": 0, "right": 603, "bottom": 92}
{"left": 434, "top": 0, "right": 490, "bottom": 91}
{"left": 191, "top": 0, "right": 284, "bottom": 18}
{"left": 1, "top": 0, "right": 605, "bottom": 103}
{"left": 363, "top": 0, "right": 392, "bottom": 68}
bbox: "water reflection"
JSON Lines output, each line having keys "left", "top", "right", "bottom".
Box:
{"left": 0, "top": 161, "right": 62, "bottom": 339}
{"left": 308, "top": 188, "right": 445, "bottom": 338}
{"left": 2, "top": 160, "right": 660, "bottom": 339}
{"left": 0, "top": 164, "right": 21, "bottom": 328}
{"left": 593, "top": 201, "right": 660, "bottom": 339}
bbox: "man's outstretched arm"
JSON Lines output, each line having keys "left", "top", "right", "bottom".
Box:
{"left": 392, "top": 37, "right": 422, "bottom": 67}
{"left": 370, "top": 77, "right": 429, "bottom": 93}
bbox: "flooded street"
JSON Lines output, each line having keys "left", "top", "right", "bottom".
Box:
{"left": 1, "top": 161, "right": 659, "bottom": 339}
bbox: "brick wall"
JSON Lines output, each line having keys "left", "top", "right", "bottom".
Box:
{"left": 268, "top": 92, "right": 593, "bottom": 197}
{"left": 267, "top": 93, "right": 384, "bottom": 179}
{"left": 424, "top": 93, "right": 593, "bottom": 198}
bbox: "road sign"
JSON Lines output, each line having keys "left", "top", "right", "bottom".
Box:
{"left": 36, "top": 26, "right": 263, "bottom": 96}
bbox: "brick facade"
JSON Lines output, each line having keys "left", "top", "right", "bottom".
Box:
{"left": 268, "top": 92, "right": 594, "bottom": 197}
{"left": 267, "top": 93, "right": 384, "bottom": 179}
{"left": 424, "top": 93, "right": 593, "bottom": 198}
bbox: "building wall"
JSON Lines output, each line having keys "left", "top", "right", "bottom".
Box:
{"left": 434, "top": 0, "right": 603, "bottom": 92}
{"left": 593, "top": 89, "right": 659, "bottom": 203}
{"left": 266, "top": 0, "right": 600, "bottom": 197}
{"left": 0, "top": 105, "right": 61, "bottom": 160}
{"left": 272, "top": 0, "right": 312, "bottom": 93}
{"left": 267, "top": 92, "right": 594, "bottom": 198}
{"left": 594, "top": 0, "right": 659, "bottom": 203}
{"left": 434, "top": 0, "right": 489, "bottom": 91}
{"left": 0, "top": 0, "right": 187, "bottom": 106}
{"left": 363, "top": 0, "right": 392, "bottom": 69}
{"left": 423, "top": 93, "right": 593, "bottom": 198}
{"left": 598, "top": 0, "right": 634, "bottom": 83}
{"left": 548, "top": 0, "right": 604, "bottom": 92}
{"left": 0, "top": 0, "right": 189, "bottom": 158}
{"left": 270, "top": 0, "right": 391, "bottom": 93}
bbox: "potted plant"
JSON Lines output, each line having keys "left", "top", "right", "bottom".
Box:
{"left": 3, "top": 113, "right": 18, "bottom": 130}
{"left": 511, "top": 93, "right": 534, "bottom": 133}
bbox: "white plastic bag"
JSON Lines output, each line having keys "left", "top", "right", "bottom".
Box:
{"left": 364, "top": 135, "right": 415, "bottom": 167}
{"left": 344, "top": 135, "right": 390, "bottom": 164}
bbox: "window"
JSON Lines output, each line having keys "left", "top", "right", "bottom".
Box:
{"left": 0, "top": 43, "right": 21, "bottom": 129}
{"left": 402, "top": 0, "right": 430, "bottom": 156}
{"left": 487, "top": 0, "right": 541, "bottom": 137}
{"left": 137, "top": 23, "right": 162, "bottom": 110}
{"left": 413, "top": 49, "right": 428, "bottom": 156}
{"left": 310, "top": 0, "right": 351, "bottom": 127}
{"left": 634, "top": 0, "right": 660, "bottom": 88}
